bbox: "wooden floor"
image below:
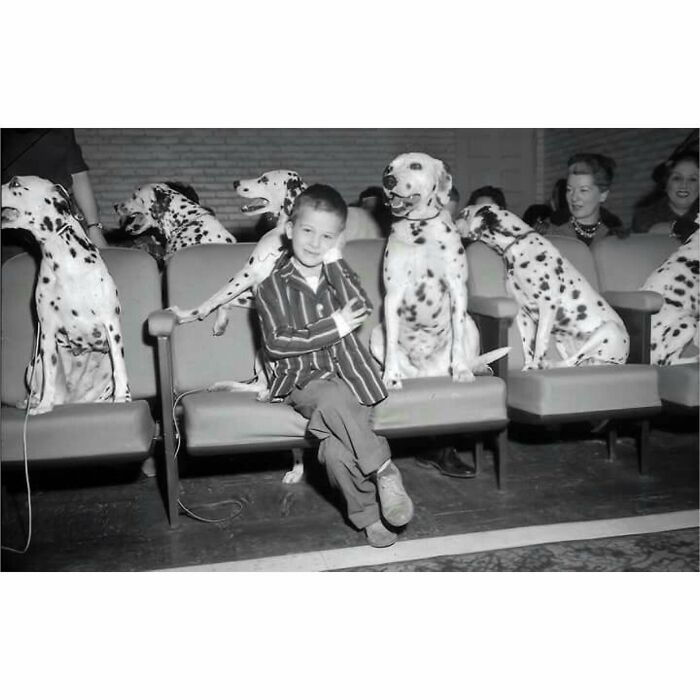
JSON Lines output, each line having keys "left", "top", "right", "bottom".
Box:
{"left": 1, "top": 418, "right": 698, "bottom": 572}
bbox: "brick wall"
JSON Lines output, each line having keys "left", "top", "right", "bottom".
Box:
{"left": 75, "top": 128, "right": 695, "bottom": 235}
{"left": 542, "top": 128, "right": 697, "bottom": 230}
{"left": 76, "top": 128, "right": 460, "bottom": 233}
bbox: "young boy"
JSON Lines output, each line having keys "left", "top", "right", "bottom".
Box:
{"left": 254, "top": 184, "right": 413, "bottom": 547}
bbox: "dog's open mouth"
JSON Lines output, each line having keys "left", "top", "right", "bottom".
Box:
{"left": 1, "top": 207, "right": 20, "bottom": 225}
{"left": 119, "top": 213, "right": 147, "bottom": 235}
{"left": 240, "top": 198, "right": 269, "bottom": 214}
{"left": 387, "top": 192, "right": 421, "bottom": 216}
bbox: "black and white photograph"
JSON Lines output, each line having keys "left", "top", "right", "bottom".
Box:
{"left": 1, "top": 2, "right": 698, "bottom": 699}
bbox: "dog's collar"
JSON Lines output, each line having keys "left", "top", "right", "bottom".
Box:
{"left": 499, "top": 232, "right": 533, "bottom": 256}
{"left": 401, "top": 210, "right": 442, "bottom": 223}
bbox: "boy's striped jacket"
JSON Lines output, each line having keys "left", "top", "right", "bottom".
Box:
{"left": 254, "top": 254, "right": 388, "bottom": 406}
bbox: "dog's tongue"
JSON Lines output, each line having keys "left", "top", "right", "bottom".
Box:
{"left": 240, "top": 198, "right": 267, "bottom": 213}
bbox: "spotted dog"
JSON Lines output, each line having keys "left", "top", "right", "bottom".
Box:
{"left": 641, "top": 227, "right": 699, "bottom": 365}
{"left": 114, "top": 182, "right": 236, "bottom": 261}
{"left": 456, "top": 204, "right": 630, "bottom": 369}
{"left": 370, "top": 153, "right": 509, "bottom": 389}
{"left": 168, "top": 170, "right": 306, "bottom": 484}
{"left": 1, "top": 176, "right": 130, "bottom": 414}
{"left": 168, "top": 170, "right": 307, "bottom": 336}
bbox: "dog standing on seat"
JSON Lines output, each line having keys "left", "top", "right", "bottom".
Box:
{"left": 642, "top": 227, "right": 699, "bottom": 365}
{"left": 456, "top": 204, "right": 630, "bottom": 369}
{"left": 167, "top": 170, "right": 307, "bottom": 483}
{"left": 370, "top": 152, "right": 508, "bottom": 389}
{"left": 168, "top": 170, "right": 307, "bottom": 336}
{"left": 1, "top": 176, "right": 131, "bottom": 414}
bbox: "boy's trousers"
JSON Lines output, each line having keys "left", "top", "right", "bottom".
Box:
{"left": 286, "top": 376, "right": 391, "bottom": 529}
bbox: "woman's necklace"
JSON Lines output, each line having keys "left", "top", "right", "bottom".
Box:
{"left": 570, "top": 216, "right": 602, "bottom": 241}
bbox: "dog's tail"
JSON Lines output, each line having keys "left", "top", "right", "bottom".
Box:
{"left": 469, "top": 346, "right": 510, "bottom": 372}
{"left": 207, "top": 380, "right": 266, "bottom": 392}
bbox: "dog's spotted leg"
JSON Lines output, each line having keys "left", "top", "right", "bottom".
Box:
{"left": 552, "top": 321, "right": 630, "bottom": 367}
{"left": 516, "top": 310, "right": 539, "bottom": 370}
{"left": 652, "top": 313, "right": 698, "bottom": 365}
{"left": 103, "top": 318, "right": 131, "bottom": 402}
{"left": 31, "top": 319, "right": 60, "bottom": 414}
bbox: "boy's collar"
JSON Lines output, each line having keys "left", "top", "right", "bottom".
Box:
{"left": 281, "top": 256, "right": 329, "bottom": 295}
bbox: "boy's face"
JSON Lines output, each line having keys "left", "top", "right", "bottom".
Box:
{"left": 285, "top": 204, "right": 345, "bottom": 273}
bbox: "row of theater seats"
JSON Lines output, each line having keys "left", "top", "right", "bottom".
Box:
{"left": 2, "top": 234, "right": 697, "bottom": 527}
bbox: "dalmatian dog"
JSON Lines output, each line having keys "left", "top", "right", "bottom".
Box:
{"left": 641, "top": 226, "right": 699, "bottom": 365}
{"left": 1, "top": 176, "right": 131, "bottom": 414}
{"left": 169, "top": 170, "right": 307, "bottom": 483}
{"left": 168, "top": 170, "right": 306, "bottom": 336}
{"left": 369, "top": 153, "right": 509, "bottom": 390}
{"left": 456, "top": 204, "right": 630, "bottom": 369}
{"left": 114, "top": 182, "right": 236, "bottom": 261}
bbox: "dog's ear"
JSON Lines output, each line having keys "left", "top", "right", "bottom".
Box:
{"left": 282, "top": 174, "right": 307, "bottom": 217}
{"left": 52, "top": 183, "right": 74, "bottom": 218}
{"left": 434, "top": 160, "right": 453, "bottom": 209}
{"left": 151, "top": 186, "right": 172, "bottom": 219}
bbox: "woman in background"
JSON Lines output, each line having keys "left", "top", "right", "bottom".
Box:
{"left": 631, "top": 149, "right": 699, "bottom": 242}
{"left": 548, "top": 153, "right": 623, "bottom": 246}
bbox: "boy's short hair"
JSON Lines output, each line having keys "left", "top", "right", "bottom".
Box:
{"left": 291, "top": 183, "right": 348, "bottom": 225}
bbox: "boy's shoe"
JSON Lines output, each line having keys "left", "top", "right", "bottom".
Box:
{"left": 376, "top": 462, "right": 414, "bottom": 527}
{"left": 365, "top": 520, "right": 398, "bottom": 548}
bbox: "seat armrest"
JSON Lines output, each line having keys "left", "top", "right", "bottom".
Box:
{"left": 148, "top": 309, "right": 177, "bottom": 337}
{"left": 469, "top": 295, "right": 519, "bottom": 319}
{"left": 603, "top": 291, "right": 664, "bottom": 314}
{"left": 148, "top": 309, "right": 180, "bottom": 526}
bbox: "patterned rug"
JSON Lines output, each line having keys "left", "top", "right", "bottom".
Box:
{"left": 339, "top": 528, "right": 699, "bottom": 572}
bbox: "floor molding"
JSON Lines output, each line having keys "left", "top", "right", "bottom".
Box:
{"left": 158, "top": 509, "right": 699, "bottom": 572}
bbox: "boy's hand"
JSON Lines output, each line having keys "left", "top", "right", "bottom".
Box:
{"left": 322, "top": 231, "right": 347, "bottom": 264}
{"left": 339, "top": 297, "right": 370, "bottom": 330}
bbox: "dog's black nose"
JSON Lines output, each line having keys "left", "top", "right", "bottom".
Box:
{"left": 383, "top": 174, "right": 397, "bottom": 190}
{"left": 232, "top": 180, "right": 240, "bottom": 189}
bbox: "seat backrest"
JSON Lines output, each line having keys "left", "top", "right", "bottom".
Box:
{"left": 592, "top": 234, "right": 680, "bottom": 292}
{"left": 1, "top": 248, "right": 161, "bottom": 405}
{"left": 547, "top": 235, "right": 601, "bottom": 290}
{"left": 165, "top": 240, "right": 387, "bottom": 393}
{"left": 466, "top": 241, "right": 526, "bottom": 370}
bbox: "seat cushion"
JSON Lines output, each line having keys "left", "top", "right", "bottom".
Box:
{"left": 1, "top": 400, "right": 155, "bottom": 465}
{"left": 181, "top": 376, "right": 508, "bottom": 455}
{"left": 657, "top": 363, "right": 699, "bottom": 408}
{"left": 182, "top": 391, "right": 309, "bottom": 454}
{"left": 507, "top": 365, "right": 661, "bottom": 419}
{"left": 373, "top": 376, "right": 508, "bottom": 437}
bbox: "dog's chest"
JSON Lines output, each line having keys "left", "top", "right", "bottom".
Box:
{"left": 37, "top": 258, "right": 118, "bottom": 334}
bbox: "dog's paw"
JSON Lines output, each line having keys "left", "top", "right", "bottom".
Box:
{"left": 212, "top": 318, "right": 229, "bottom": 336}
{"left": 282, "top": 464, "right": 304, "bottom": 484}
{"left": 167, "top": 306, "right": 195, "bottom": 325}
{"left": 255, "top": 389, "right": 271, "bottom": 402}
{"left": 452, "top": 365, "right": 476, "bottom": 383}
{"left": 383, "top": 370, "right": 403, "bottom": 390}
{"left": 29, "top": 402, "right": 54, "bottom": 415}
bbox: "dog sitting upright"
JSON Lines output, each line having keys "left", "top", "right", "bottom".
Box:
{"left": 456, "top": 204, "right": 630, "bottom": 369}
{"left": 1, "top": 176, "right": 131, "bottom": 414}
{"left": 641, "top": 226, "right": 699, "bottom": 365}
{"left": 114, "top": 182, "right": 237, "bottom": 261}
{"left": 369, "top": 152, "right": 508, "bottom": 389}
